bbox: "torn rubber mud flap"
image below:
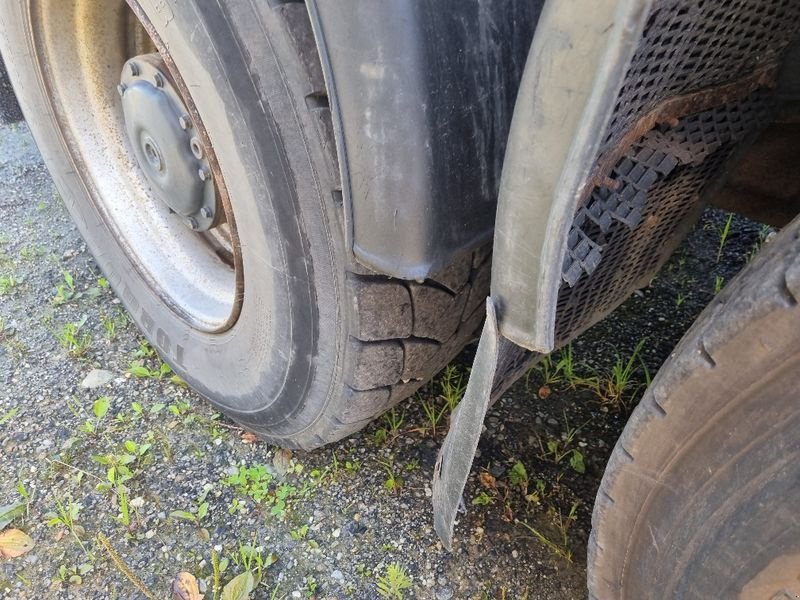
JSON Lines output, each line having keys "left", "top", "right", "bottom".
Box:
{"left": 432, "top": 297, "right": 532, "bottom": 549}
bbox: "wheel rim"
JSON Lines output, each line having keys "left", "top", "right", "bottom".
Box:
{"left": 30, "top": 0, "right": 243, "bottom": 332}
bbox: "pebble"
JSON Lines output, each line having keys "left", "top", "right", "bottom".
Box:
{"left": 435, "top": 586, "right": 454, "bottom": 600}
{"left": 331, "top": 569, "right": 344, "bottom": 582}
{"left": 80, "top": 369, "right": 115, "bottom": 389}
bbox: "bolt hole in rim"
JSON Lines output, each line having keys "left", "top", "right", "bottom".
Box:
{"left": 30, "top": 0, "right": 243, "bottom": 333}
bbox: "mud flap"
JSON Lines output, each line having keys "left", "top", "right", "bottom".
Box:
{"left": 432, "top": 297, "right": 513, "bottom": 549}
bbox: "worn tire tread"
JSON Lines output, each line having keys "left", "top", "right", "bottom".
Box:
{"left": 587, "top": 218, "right": 800, "bottom": 598}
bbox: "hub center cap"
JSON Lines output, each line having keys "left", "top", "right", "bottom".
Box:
{"left": 118, "top": 54, "right": 217, "bottom": 231}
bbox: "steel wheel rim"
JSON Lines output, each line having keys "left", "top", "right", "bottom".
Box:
{"left": 29, "top": 0, "right": 243, "bottom": 333}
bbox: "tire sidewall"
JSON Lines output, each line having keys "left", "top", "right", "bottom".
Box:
{"left": 0, "top": 0, "right": 343, "bottom": 438}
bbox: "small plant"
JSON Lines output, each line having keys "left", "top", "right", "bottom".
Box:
{"left": 231, "top": 538, "right": 277, "bottom": 580}
{"left": 552, "top": 344, "right": 588, "bottom": 389}
{"left": 746, "top": 224, "right": 774, "bottom": 262}
{"left": 438, "top": 364, "right": 466, "bottom": 413}
{"left": 45, "top": 498, "right": 94, "bottom": 559}
{"left": 592, "top": 338, "right": 648, "bottom": 408}
{"left": 93, "top": 439, "right": 151, "bottom": 526}
{"left": 376, "top": 457, "right": 403, "bottom": 493}
{"left": 419, "top": 396, "right": 446, "bottom": 437}
{"left": 376, "top": 563, "right": 413, "bottom": 599}
{"left": 19, "top": 244, "right": 45, "bottom": 260}
{"left": 0, "top": 274, "right": 18, "bottom": 296}
{"left": 133, "top": 339, "right": 156, "bottom": 359}
{"left": 345, "top": 458, "right": 361, "bottom": 475}
{"left": 57, "top": 562, "right": 94, "bottom": 586}
{"left": 715, "top": 213, "right": 734, "bottom": 263}
{"left": 508, "top": 461, "right": 529, "bottom": 490}
{"left": 0, "top": 406, "right": 19, "bottom": 427}
{"left": 54, "top": 317, "right": 92, "bottom": 357}
{"left": 675, "top": 292, "right": 686, "bottom": 307}
{"left": 170, "top": 484, "right": 212, "bottom": 525}
{"left": 53, "top": 270, "right": 105, "bottom": 305}
{"left": 383, "top": 407, "right": 405, "bottom": 438}
{"left": 416, "top": 365, "right": 468, "bottom": 436}
{"left": 472, "top": 491, "right": 493, "bottom": 506}
{"left": 404, "top": 457, "right": 420, "bottom": 472}
{"left": 52, "top": 271, "right": 77, "bottom": 305}
{"left": 539, "top": 413, "right": 588, "bottom": 474}
{"left": 517, "top": 502, "right": 579, "bottom": 563}
{"left": 533, "top": 344, "right": 596, "bottom": 394}
{"left": 372, "top": 427, "right": 389, "bottom": 445}
{"left": 290, "top": 524, "right": 309, "bottom": 541}
{"left": 304, "top": 575, "right": 318, "bottom": 597}
{"left": 222, "top": 464, "right": 304, "bottom": 519}
{"left": 100, "top": 310, "right": 128, "bottom": 340}
{"left": 80, "top": 396, "right": 110, "bottom": 434}
{"left": 127, "top": 359, "right": 172, "bottom": 380}
{"left": 224, "top": 465, "right": 273, "bottom": 501}
{"left": 712, "top": 275, "right": 725, "bottom": 295}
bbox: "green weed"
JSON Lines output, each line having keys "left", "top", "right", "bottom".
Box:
{"left": 222, "top": 464, "right": 305, "bottom": 519}
{"left": 376, "top": 563, "right": 413, "bottom": 599}
{"left": 54, "top": 317, "right": 92, "bottom": 357}
{"left": 52, "top": 271, "right": 76, "bottom": 305}
{"left": 538, "top": 413, "right": 588, "bottom": 474}
{"left": 56, "top": 562, "right": 94, "bottom": 586}
{"left": 170, "top": 484, "right": 212, "bottom": 526}
{"left": 715, "top": 213, "right": 734, "bottom": 263}
{"left": 127, "top": 359, "right": 172, "bottom": 380}
{"left": 516, "top": 501, "right": 579, "bottom": 563}
{"left": 101, "top": 310, "right": 128, "bottom": 340}
{"left": 713, "top": 276, "right": 724, "bottom": 295}
{"left": 376, "top": 457, "right": 403, "bottom": 493}
{"left": 439, "top": 364, "right": 466, "bottom": 413}
{"left": 92, "top": 438, "right": 152, "bottom": 526}
{"left": 231, "top": 538, "right": 277, "bottom": 581}
{"left": 472, "top": 491, "right": 493, "bottom": 506}
{"left": 79, "top": 396, "right": 111, "bottom": 434}
{"left": 45, "top": 498, "right": 94, "bottom": 559}
{"left": 0, "top": 274, "right": 18, "bottom": 295}
{"left": 592, "top": 338, "right": 648, "bottom": 408}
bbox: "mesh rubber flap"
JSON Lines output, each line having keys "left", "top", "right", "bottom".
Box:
{"left": 554, "top": 0, "right": 800, "bottom": 346}
{"left": 599, "top": 0, "right": 800, "bottom": 159}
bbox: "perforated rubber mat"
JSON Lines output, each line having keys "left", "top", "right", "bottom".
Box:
{"left": 554, "top": 0, "right": 800, "bottom": 345}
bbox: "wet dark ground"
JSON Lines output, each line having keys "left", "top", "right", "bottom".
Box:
{"left": 0, "top": 121, "right": 768, "bottom": 599}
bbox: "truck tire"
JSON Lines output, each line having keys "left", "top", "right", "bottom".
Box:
{"left": 0, "top": 0, "right": 488, "bottom": 448}
{"left": 588, "top": 215, "right": 800, "bottom": 598}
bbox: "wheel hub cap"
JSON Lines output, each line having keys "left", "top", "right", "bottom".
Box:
{"left": 119, "top": 54, "right": 217, "bottom": 231}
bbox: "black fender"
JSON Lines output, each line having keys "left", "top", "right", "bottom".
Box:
{"left": 307, "top": 0, "right": 542, "bottom": 280}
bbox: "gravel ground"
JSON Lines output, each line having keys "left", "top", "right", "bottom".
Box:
{"left": 0, "top": 121, "right": 770, "bottom": 599}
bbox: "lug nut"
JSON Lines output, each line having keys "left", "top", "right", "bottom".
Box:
{"left": 178, "top": 114, "right": 192, "bottom": 130}
{"left": 128, "top": 62, "right": 139, "bottom": 77}
{"left": 116, "top": 84, "right": 127, "bottom": 98}
{"left": 154, "top": 72, "right": 165, "bottom": 88}
{"left": 188, "top": 217, "right": 199, "bottom": 230}
{"left": 200, "top": 207, "right": 213, "bottom": 219}
{"left": 190, "top": 137, "right": 203, "bottom": 159}
{"left": 198, "top": 166, "right": 210, "bottom": 182}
